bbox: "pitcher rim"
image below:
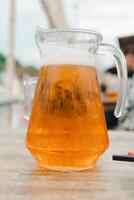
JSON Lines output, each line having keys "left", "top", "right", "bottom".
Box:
{"left": 36, "top": 26, "right": 103, "bottom": 44}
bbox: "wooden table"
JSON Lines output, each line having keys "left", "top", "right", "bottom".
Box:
{"left": 0, "top": 129, "right": 134, "bottom": 200}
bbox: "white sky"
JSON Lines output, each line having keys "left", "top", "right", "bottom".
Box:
{"left": 0, "top": 0, "right": 49, "bottom": 67}
{"left": 0, "top": 0, "right": 134, "bottom": 67}
{"left": 78, "top": 0, "right": 134, "bottom": 38}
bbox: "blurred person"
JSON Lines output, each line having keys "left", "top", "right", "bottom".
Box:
{"left": 102, "top": 44, "right": 134, "bottom": 94}
{"left": 101, "top": 40, "right": 134, "bottom": 129}
{"left": 118, "top": 74, "right": 134, "bottom": 130}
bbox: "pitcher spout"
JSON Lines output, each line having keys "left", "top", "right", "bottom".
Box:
{"left": 35, "top": 26, "right": 46, "bottom": 53}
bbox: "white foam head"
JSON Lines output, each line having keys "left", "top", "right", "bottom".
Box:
{"left": 40, "top": 44, "right": 95, "bottom": 66}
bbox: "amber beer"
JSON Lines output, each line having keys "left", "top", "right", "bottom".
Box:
{"left": 26, "top": 64, "right": 108, "bottom": 171}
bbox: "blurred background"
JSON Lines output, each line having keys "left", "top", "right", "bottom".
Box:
{"left": 0, "top": 0, "right": 134, "bottom": 129}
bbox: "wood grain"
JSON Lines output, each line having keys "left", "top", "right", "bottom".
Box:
{"left": 0, "top": 129, "right": 134, "bottom": 200}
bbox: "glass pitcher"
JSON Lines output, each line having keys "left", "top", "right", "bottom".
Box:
{"left": 26, "top": 28, "right": 127, "bottom": 172}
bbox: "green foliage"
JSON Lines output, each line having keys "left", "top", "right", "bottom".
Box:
{"left": 0, "top": 53, "right": 22, "bottom": 71}
{"left": 0, "top": 52, "right": 37, "bottom": 74}
{"left": 0, "top": 53, "right": 6, "bottom": 71}
{"left": 15, "top": 59, "right": 21, "bottom": 68}
{"left": 27, "top": 65, "right": 37, "bottom": 71}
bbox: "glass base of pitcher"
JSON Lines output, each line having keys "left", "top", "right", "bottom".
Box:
{"left": 27, "top": 145, "right": 98, "bottom": 172}
{"left": 39, "top": 163, "right": 95, "bottom": 172}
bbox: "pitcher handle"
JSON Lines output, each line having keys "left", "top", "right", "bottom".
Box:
{"left": 96, "top": 43, "right": 127, "bottom": 118}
